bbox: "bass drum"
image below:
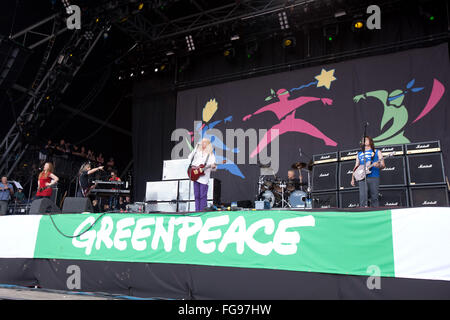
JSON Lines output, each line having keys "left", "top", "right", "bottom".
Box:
{"left": 261, "top": 190, "right": 275, "bottom": 208}
{"left": 289, "top": 190, "right": 307, "bottom": 208}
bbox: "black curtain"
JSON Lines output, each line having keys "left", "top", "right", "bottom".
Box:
{"left": 132, "top": 79, "right": 177, "bottom": 202}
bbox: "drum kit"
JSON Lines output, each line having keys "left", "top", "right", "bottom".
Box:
{"left": 256, "top": 160, "right": 313, "bottom": 209}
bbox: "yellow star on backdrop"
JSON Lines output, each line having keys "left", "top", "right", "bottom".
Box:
{"left": 315, "top": 69, "right": 337, "bottom": 90}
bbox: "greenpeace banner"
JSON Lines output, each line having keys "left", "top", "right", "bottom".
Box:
{"left": 175, "top": 44, "right": 450, "bottom": 202}
{"left": 1, "top": 208, "right": 450, "bottom": 281}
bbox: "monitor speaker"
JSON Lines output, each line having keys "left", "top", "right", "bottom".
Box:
{"left": 312, "top": 162, "right": 338, "bottom": 192}
{"left": 407, "top": 153, "right": 445, "bottom": 185}
{"left": 29, "top": 198, "right": 61, "bottom": 215}
{"left": 62, "top": 197, "right": 94, "bottom": 214}
{"left": 409, "top": 185, "right": 449, "bottom": 207}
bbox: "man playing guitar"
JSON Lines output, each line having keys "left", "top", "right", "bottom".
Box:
{"left": 351, "top": 136, "right": 385, "bottom": 207}
{"left": 77, "top": 162, "right": 104, "bottom": 197}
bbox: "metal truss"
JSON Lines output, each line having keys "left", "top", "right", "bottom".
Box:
{"left": 9, "top": 13, "right": 68, "bottom": 50}
{"left": 115, "top": 0, "right": 313, "bottom": 43}
{"left": 0, "top": 17, "right": 105, "bottom": 176}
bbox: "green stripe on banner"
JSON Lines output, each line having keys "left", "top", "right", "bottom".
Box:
{"left": 33, "top": 210, "right": 395, "bottom": 277}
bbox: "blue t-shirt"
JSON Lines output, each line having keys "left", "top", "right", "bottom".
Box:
{"left": 357, "top": 149, "right": 380, "bottom": 178}
{"left": 0, "top": 183, "right": 13, "bottom": 201}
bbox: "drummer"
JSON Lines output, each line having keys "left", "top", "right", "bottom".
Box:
{"left": 287, "top": 169, "right": 301, "bottom": 191}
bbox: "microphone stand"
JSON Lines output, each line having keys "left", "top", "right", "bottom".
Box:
{"left": 362, "top": 122, "right": 369, "bottom": 207}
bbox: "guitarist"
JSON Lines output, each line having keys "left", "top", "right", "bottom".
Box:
{"left": 77, "top": 162, "right": 104, "bottom": 197}
{"left": 35, "top": 162, "right": 59, "bottom": 199}
{"left": 187, "top": 138, "right": 217, "bottom": 211}
{"left": 351, "top": 136, "right": 385, "bottom": 207}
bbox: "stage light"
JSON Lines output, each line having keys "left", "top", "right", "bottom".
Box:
{"left": 223, "top": 46, "right": 235, "bottom": 59}
{"left": 185, "top": 35, "right": 195, "bottom": 52}
{"left": 323, "top": 24, "right": 338, "bottom": 41}
{"left": 351, "top": 16, "right": 365, "bottom": 32}
{"left": 138, "top": 3, "right": 144, "bottom": 10}
{"left": 278, "top": 11, "right": 289, "bottom": 30}
{"left": 230, "top": 35, "right": 240, "bottom": 41}
{"left": 353, "top": 20, "right": 364, "bottom": 29}
{"left": 282, "top": 36, "right": 296, "bottom": 48}
{"left": 334, "top": 10, "right": 346, "bottom": 18}
{"left": 154, "top": 68, "right": 158, "bottom": 73}
{"left": 130, "top": 72, "right": 134, "bottom": 77}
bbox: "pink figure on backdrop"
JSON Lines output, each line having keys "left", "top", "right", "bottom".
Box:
{"left": 243, "top": 89, "right": 337, "bottom": 158}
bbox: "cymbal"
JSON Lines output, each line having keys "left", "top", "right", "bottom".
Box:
{"left": 291, "top": 162, "right": 307, "bottom": 169}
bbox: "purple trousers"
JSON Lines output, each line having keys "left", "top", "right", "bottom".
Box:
{"left": 194, "top": 181, "right": 208, "bottom": 211}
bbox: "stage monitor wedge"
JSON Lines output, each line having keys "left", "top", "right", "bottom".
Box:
{"left": 29, "top": 198, "right": 61, "bottom": 215}
{"left": 62, "top": 197, "right": 94, "bottom": 214}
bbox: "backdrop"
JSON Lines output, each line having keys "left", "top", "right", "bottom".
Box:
{"left": 175, "top": 44, "right": 450, "bottom": 203}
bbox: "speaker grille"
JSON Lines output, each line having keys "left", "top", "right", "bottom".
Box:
{"left": 380, "top": 157, "right": 407, "bottom": 187}
{"left": 409, "top": 185, "right": 449, "bottom": 207}
{"left": 312, "top": 163, "right": 338, "bottom": 192}
{"left": 407, "top": 153, "right": 445, "bottom": 185}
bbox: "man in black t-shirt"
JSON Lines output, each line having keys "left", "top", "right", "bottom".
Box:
{"left": 77, "top": 162, "right": 104, "bottom": 197}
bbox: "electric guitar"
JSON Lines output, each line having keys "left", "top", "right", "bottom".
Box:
{"left": 187, "top": 160, "right": 225, "bottom": 182}
{"left": 353, "top": 152, "right": 394, "bottom": 181}
{"left": 38, "top": 184, "right": 54, "bottom": 193}
{"left": 82, "top": 182, "right": 98, "bottom": 197}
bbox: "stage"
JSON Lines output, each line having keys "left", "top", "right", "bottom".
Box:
{"left": 1, "top": 207, "right": 449, "bottom": 299}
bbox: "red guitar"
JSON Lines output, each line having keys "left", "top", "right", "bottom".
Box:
{"left": 187, "top": 160, "right": 225, "bottom": 181}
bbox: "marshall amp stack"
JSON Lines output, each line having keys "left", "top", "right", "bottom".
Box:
{"left": 311, "top": 140, "right": 449, "bottom": 208}
{"left": 312, "top": 152, "right": 338, "bottom": 208}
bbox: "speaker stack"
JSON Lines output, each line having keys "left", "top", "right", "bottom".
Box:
{"left": 311, "top": 152, "right": 339, "bottom": 208}
{"left": 311, "top": 140, "right": 448, "bottom": 209}
{"left": 406, "top": 141, "right": 449, "bottom": 207}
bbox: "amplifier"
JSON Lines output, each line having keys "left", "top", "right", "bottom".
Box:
{"left": 313, "top": 152, "right": 338, "bottom": 164}
{"left": 405, "top": 141, "right": 440, "bottom": 154}
{"left": 312, "top": 162, "right": 338, "bottom": 192}
{"left": 339, "top": 148, "right": 359, "bottom": 161}
{"left": 378, "top": 144, "right": 405, "bottom": 156}
{"left": 407, "top": 153, "right": 445, "bottom": 185}
{"left": 311, "top": 191, "right": 338, "bottom": 209}
{"left": 162, "top": 159, "right": 190, "bottom": 180}
{"left": 380, "top": 156, "right": 407, "bottom": 187}
{"left": 145, "top": 201, "right": 179, "bottom": 213}
{"left": 339, "top": 190, "right": 360, "bottom": 208}
{"left": 409, "top": 185, "right": 449, "bottom": 207}
{"left": 145, "top": 180, "right": 179, "bottom": 201}
{"left": 379, "top": 187, "right": 409, "bottom": 207}
{"left": 339, "top": 161, "right": 357, "bottom": 190}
